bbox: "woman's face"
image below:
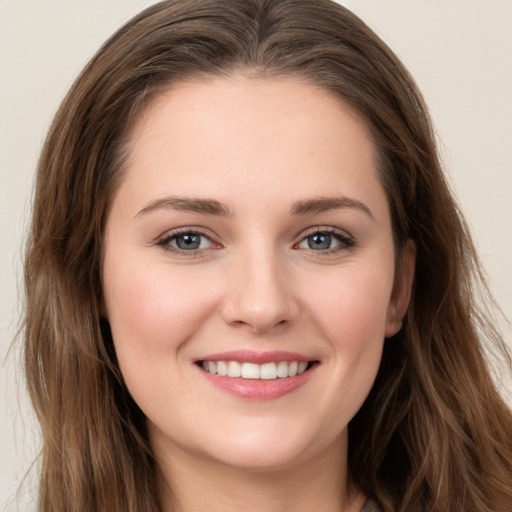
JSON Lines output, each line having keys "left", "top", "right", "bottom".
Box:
{"left": 102, "top": 76, "right": 413, "bottom": 471}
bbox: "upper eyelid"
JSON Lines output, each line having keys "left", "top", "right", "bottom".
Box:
{"left": 297, "top": 226, "right": 354, "bottom": 240}
{"left": 155, "top": 229, "right": 220, "bottom": 258}
{"left": 294, "top": 227, "right": 356, "bottom": 252}
{"left": 156, "top": 226, "right": 217, "bottom": 242}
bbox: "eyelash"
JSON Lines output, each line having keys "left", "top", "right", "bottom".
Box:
{"left": 297, "top": 227, "right": 356, "bottom": 255}
{"left": 155, "top": 227, "right": 356, "bottom": 257}
{"left": 156, "top": 228, "right": 219, "bottom": 258}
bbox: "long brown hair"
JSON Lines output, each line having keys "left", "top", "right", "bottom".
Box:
{"left": 23, "top": 1, "right": 512, "bottom": 511}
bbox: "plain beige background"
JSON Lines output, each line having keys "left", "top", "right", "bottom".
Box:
{"left": 1, "top": 1, "right": 511, "bottom": 509}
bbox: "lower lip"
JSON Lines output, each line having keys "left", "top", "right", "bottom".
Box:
{"left": 198, "top": 364, "right": 317, "bottom": 400}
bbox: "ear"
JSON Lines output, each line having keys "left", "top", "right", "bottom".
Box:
{"left": 385, "top": 239, "right": 416, "bottom": 338}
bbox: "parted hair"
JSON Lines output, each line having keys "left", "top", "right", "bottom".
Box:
{"left": 23, "top": 1, "right": 512, "bottom": 511}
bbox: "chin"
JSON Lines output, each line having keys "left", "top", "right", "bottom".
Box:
{"left": 190, "top": 421, "right": 344, "bottom": 473}
{"left": 205, "top": 444, "right": 310, "bottom": 472}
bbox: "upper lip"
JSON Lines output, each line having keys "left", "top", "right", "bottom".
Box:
{"left": 197, "top": 350, "right": 316, "bottom": 365}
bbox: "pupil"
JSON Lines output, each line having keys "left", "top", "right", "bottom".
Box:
{"left": 177, "top": 234, "right": 200, "bottom": 250}
{"left": 308, "top": 233, "right": 331, "bottom": 250}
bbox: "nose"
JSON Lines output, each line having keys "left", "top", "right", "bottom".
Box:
{"left": 220, "top": 250, "right": 299, "bottom": 334}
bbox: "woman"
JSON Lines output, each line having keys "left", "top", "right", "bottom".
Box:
{"left": 23, "top": 1, "right": 512, "bottom": 511}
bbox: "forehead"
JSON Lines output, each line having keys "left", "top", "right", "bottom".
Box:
{"left": 115, "top": 75, "right": 386, "bottom": 218}
{"left": 128, "top": 75, "right": 372, "bottom": 153}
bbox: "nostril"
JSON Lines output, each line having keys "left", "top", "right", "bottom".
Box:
{"left": 220, "top": 279, "right": 299, "bottom": 333}
{"left": 226, "top": 317, "right": 290, "bottom": 334}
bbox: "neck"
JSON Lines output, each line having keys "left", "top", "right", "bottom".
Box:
{"left": 153, "top": 431, "right": 365, "bottom": 512}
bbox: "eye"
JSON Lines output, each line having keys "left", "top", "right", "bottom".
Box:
{"left": 297, "top": 229, "right": 355, "bottom": 253}
{"left": 156, "top": 230, "right": 218, "bottom": 254}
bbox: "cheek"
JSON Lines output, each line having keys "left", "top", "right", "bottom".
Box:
{"left": 301, "top": 262, "right": 393, "bottom": 409}
{"left": 102, "top": 260, "right": 223, "bottom": 419}
{"left": 306, "top": 261, "right": 394, "bottom": 345}
{"left": 102, "top": 259, "right": 220, "bottom": 359}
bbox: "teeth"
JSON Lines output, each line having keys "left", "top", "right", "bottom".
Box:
{"left": 241, "top": 362, "right": 260, "bottom": 379}
{"left": 260, "top": 362, "right": 277, "bottom": 380}
{"left": 200, "top": 360, "right": 312, "bottom": 379}
{"left": 297, "top": 361, "right": 308, "bottom": 374}
{"left": 276, "top": 361, "right": 288, "bottom": 378}
{"left": 217, "top": 361, "right": 227, "bottom": 376}
{"left": 227, "top": 361, "right": 241, "bottom": 378}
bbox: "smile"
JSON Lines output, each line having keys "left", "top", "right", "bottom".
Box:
{"left": 200, "top": 360, "right": 311, "bottom": 379}
{"left": 195, "top": 350, "right": 318, "bottom": 399}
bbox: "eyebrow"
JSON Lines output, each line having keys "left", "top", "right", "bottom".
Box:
{"left": 136, "top": 196, "right": 233, "bottom": 218}
{"left": 135, "top": 194, "right": 374, "bottom": 220}
{"left": 290, "top": 196, "right": 375, "bottom": 220}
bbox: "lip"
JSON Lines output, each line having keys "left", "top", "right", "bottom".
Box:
{"left": 197, "top": 350, "right": 313, "bottom": 365}
{"left": 195, "top": 350, "right": 319, "bottom": 400}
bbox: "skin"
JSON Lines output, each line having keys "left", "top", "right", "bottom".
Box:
{"left": 102, "top": 75, "right": 415, "bottom": 512}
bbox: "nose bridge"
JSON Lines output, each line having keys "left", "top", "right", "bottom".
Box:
{"left": 222, "top": 241, "right": 298, "bottom": 333}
